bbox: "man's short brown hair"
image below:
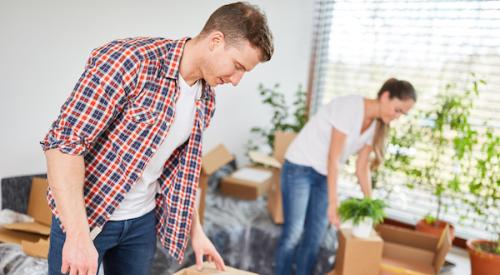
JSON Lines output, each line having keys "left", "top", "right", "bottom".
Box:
{"left": 201, "top": 2, "right": 274, "bottom": 62}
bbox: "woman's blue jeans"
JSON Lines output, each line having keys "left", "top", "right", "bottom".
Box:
{"left": 274, "top": 160, "right": 329, "bottom": 275}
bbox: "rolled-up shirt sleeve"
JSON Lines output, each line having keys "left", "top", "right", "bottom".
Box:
{"left": 40, "top": 41, "right": 139, "bottom": 155}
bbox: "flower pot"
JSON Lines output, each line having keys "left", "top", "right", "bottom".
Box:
{"left": 467, "top": 239, "right": 500, "bottom": 275}
{"left": 352, "top": 217, "right": 373, "bottom": 238}
{"left": 415, "top": 219, "right": 455, "bottom": 241}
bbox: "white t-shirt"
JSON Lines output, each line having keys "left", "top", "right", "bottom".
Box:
{"left": 110, "top": 75, "right": 201, "bottom": 220}
{"left": 285, "top": 95, "right": 376, "bottom": 176}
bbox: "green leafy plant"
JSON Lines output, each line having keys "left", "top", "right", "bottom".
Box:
{"left": 410, "top": 75, "right": 483, "bottom": 223}
{"left": 462, "top": 126, "right": 500, "bottom": 254}
{"left": 373, "top": 113, "right": 422, "bottom": 192}
{"left": 338, "top": 198, "right": 387, "bottom": 225}
{"left": 246, "top": 83, "right": 307, "bottom": 154}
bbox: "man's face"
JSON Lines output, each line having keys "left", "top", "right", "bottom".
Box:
{"left": 201, "top": 34, "right": 262, "bottom": 87}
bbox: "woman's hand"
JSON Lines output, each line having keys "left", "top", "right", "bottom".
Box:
{"left": 327, "top": 203, "right": 340, "bottom": 229}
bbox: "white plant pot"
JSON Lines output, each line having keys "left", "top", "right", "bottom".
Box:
{"left": 352, "top": 217, "right": 374, "bottom": 238}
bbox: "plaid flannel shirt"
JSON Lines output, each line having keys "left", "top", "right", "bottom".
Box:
{"left": 40, "top": 37, "right": 215, "bottom": 262}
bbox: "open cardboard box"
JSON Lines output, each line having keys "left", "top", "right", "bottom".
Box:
{"left": 376, "top": 224, "right": 452, "bottom": 275}
{"left": 0, "top": 177, "right": 51, "bottom": 258}
{"left": 174, "top": 262, "right": 258, "bottom": 275}
{"left": 328, "top": 228, "right": 383, "bottom": 275}
{"left": 199, "top": 144, "right": 235, "bottom": 223}
{"left": 219, "top": 166, "right": 273, "bottom": 200}
{"left": 249, "top": 131, "right": 296, "bottom": 224}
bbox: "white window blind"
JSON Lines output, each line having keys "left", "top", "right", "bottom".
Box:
{"left": 309, "top": 0, "right": 500, "bottom": 240}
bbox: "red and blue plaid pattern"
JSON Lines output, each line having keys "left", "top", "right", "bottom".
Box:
{"left": 41, "top": 37, "right": 216, "bottom": 262}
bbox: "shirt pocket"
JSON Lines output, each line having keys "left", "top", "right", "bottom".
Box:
{"left": 128, "top": 104, "right": 158, "bottom": 125}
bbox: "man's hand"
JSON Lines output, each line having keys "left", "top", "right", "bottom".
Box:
{"left": 191, "top": 226, "right": 225, "bottom": 271}
{"left": 61, "top": 232, "right": 98, "bottom": 275}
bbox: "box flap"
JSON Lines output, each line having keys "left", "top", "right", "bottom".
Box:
{"left": 201, "top": 145, "right": 234, "bottom": 175}
{"left": 28, "top": 177, "right": 52, "bottom": 226}
{"left": 248, "top": 151, "right": 281, "bottom": 168}
{"left": 273, "top": 131, "right": 297, "bottom": 163}
{"left": 230, "top": 167, "right": 272, "bottom": 183}
{"left": 174, "top": 262, "right": 257, "bottom": 275}
{"left": 0, "top": 227, "right": 41, "bottom": 244}
{"left": 21, "top": 238, "right": 49, "bottom": 259}
{"left": 342, "top": 227, "right": 382, "bottom": 243}
{"left": 383, "top": 242, "right": 435, "bottom": 267}
{"left": 433, "top": 225, "right": 452, "bottom": 273}
{"left": 377, "top": 224, "right": 437, "bottom": 251}
{"left": 3, "top": 222, "right": 50, "bottom": 236}
{"left": 381, "top": 257, "right": 435, "bottom": 275}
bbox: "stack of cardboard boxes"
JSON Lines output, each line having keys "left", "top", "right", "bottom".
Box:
{"left": 200, "top": 131, "right": 297, "bottom": 223}
{"left": 200, "top": 144, "right": 274, "bottom": 202}
{"left": 249, "top": 131, "right": 297, "bottom": 224}
{"left": 198, "top": 144, "right": 235, "bottom": 223}
{"left": 220, "top": 165, "right": 273, "bottom": 200}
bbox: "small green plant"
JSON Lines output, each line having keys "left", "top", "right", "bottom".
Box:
{"left": 246, "top": 83, "right": 307, "bottom": 154}
{"left": 424, "top": 213, "right": 437, "bottom": 224}
{"left": 338, "top": 198, "right": 387, "bottom": 225}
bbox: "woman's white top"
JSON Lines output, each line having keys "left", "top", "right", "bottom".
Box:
{"left": 285, "top": 95, "right": 376, "bottom": 175}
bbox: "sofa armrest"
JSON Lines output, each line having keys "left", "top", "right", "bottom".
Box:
{"left": 1, "top": 174, "right": 46, "bottom": 214}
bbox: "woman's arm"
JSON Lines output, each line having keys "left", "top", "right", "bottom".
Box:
{"left": 355, "top": 144, "right": 374, "bottom": 198}
{"left": 327, "top": 128, "right": 347, "bottom": 228}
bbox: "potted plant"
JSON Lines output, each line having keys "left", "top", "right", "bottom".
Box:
{"left": 338, "top": 198, "right": 386, "bottom": 238}
{"left": 246, "top": 83, "right": 307, "bottom": 156}
{"left": 462, "top": 126, "right": 500, "bottom": 275}
{"left": 411, "top": 77, "right": 484, "bottom": 240}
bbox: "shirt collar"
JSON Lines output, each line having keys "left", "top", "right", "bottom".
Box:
{"left": 163, "top": 37, "right": 190, "bottom": 80}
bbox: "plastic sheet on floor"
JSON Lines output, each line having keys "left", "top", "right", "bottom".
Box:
{"left": 0, "top": 243, "right": 47, "bottom": 275}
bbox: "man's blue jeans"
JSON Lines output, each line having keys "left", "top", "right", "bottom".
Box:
{"left": 48, "top": 210, "right": 157, "bottom": 275}
{"left": 274, "top": 160, "right": 329, "bottom": 275}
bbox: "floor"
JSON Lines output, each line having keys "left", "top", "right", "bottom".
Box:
{"left": 442, "top": 247, "right": 470, "bottom": 275}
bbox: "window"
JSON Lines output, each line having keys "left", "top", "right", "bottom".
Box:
{"left": 309, "top": 0, "right": 500, "bottom": 240}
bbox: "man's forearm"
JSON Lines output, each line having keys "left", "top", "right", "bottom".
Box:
{"left": 190, "top": 208, "right": 203, "bottom": 238}
{"left": 45, "top": 149, "right": 90, "bottom": 237}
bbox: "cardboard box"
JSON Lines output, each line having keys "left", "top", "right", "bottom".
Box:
{"left": 174, "top": 262, "right": 258, "bottom": 275}
{"left": 219, "top": 166, "right": 273, "bottom": 200}
{"left": 327, "top": 228, "right": 383, "bottom": 275}
{"left": 199, "top": 144, "right": 235, "bottom": 223}
{"left": 249, "top": 131, "right": 296, "bottom": 224}
{"left": 0, "top": 177, "right": 51, "bottom": 258}
{"left": 376, "top": 224, "right": 451, "bottom": 275}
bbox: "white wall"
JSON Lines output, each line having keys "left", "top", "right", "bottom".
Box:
{"left": 0, "top": 0, "right": 313, "bottom": 180}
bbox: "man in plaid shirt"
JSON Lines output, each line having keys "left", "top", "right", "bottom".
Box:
{"left": 41, "top": 2, "right": 273, "bottom": 275}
